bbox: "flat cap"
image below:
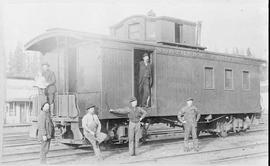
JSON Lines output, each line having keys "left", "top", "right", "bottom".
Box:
{"left": 86, "top": 104, "right": 95, "bottom": 110}
{"left": 129, "top": 96, "right": 137, "bottom": 102}
{"left": 186, "top": 97, "right": 194, "bottom": 101}
{"left": 41, "top": 62, "right": 50, "bottom": 66}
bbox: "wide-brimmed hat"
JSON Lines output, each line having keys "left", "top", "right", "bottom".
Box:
{"left": 86, "top": 104, "right": 96, "bottom": 110}
{"left": 129, "top": 97, "right": 137, "bottom": 102}
{"left": 186, "top": 97, "right": 194, "bottom": 101}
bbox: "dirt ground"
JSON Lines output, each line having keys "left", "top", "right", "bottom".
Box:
{"left": 63, "top": 126, "right": 268, "bottom": 166}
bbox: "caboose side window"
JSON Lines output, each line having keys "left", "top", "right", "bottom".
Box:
{"left": 175, "top": 23, "right": 183, "bottom": 43}
{"left": 224, "top": 69, "right": 233, "bottom": 90}
{"left": 242, "top": 71, "right": 250, "bottom": 90}
{"left": 128, "top": 23, "right": 140, "bottom": 40}
{"left": 204, "top": 67, "right": 214, "bottom": 89}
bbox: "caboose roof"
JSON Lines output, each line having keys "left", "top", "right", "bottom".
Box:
{"left": 110, "top": 15, "right": 197, "bottom": 30}
{"left": 25, "top": 28, "right": 266, "bottom": 64}
{"left": 24, "top": 28, "right": 107, "bottom": 54}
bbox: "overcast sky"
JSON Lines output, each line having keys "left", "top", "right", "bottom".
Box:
{"left": 2, "top": 0, "right": 268, "bottom": 60}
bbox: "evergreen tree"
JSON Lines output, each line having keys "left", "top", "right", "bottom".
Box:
{"left": 6, "top": 42, "right": 40, "bottom": 78}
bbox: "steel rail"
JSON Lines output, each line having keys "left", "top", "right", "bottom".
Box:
{"left": 1, "top": 126, "right": 267, "bottom": 164}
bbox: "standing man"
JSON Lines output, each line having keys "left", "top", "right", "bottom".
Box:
{"left": 178, "top": 98, "right": 201, "bottom": 152}
{"left": 82, "top": 104, "right": 106, "bottom": 160}
{"left": 139, "top": 53, "right": 153, "bottom": 107}
{"left": 41, "top": 62, "right": 57, "bottom": 115}
{"left": 109, "top": 97, "right": 147, "bottom": 156}
{"left": 38, "top": 102, "right": 55, "bottom": 164}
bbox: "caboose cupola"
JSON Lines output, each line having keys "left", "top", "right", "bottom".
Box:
{"left": 110, "top": 11, "right": 205, "bottom": 50}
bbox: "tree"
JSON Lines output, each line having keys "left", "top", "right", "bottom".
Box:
{"left": 7, "top": 43, "right": 26, "bottom": 77}
{"left": 6, "top": 42, "right": 40, "bottom": 78}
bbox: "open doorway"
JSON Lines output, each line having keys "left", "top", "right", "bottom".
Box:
{"left": 134, "top": 49, "right": 153, "bottom": 107}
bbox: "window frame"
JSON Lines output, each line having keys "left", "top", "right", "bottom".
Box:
{"left": 204, "top": 66, "right": 215, "bottom": 89}
{"left": 8, "top": 102, "right": 16, "bottom": 116}
{"left": 175, "top": 23, "right": 183, "bottom": 43}
{"left": 242, "top": 70, "right": 250, "bottom": 90}
{"left": 128, "top": 23, "right": 140, "bottom": 40}
{"left": 224, "top": 68, "right": 234, "bottom": 90}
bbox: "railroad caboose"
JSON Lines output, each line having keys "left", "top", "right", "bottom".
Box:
{"left": 26, "top": 14, "right": 265, "bottom": 144}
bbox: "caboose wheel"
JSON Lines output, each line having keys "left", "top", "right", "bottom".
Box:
{"left": 219, "top": 130, "right": 228, "bottom": 137}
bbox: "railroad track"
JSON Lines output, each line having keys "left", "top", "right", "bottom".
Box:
{"left": 208, "top": 151, "right": 268, "bottom": 164}
{"left": 122, "top": 142, "right": 268, "bottom": 165}
{"left": 1, "top": 125, "right": 267, "bottom": 165}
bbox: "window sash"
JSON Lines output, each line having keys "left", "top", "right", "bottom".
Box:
{"left": 128, "top": 23, "right": 140, "bottom": 40}
{"left": 204, "top": 67, "right": 214, "bottom": 89}
{"left": 225, "top": 69, "right": 233, "bottom": 89}
{"left": 242, "top": 71, "right": 250, "bottom": 89}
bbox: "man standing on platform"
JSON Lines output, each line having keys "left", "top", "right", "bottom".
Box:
{"left": 41, "top": 62, "right": 57, "bottom": 115}
{"left": 138, "top": 53, "right": 153, "bottom": 107}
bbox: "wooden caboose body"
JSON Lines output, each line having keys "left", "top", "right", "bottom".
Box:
{"left": 26, "top": 14, "right": 265, "bottom": 144}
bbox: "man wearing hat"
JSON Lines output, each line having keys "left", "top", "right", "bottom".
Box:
{"left": 41, "top": 62, "right": 57, "bottom": 115}
{"left": 178, "top": 97, "right": 201, "bottom": 152}
{"left": 109, "top": 97, "right": 147, "bottom": 156}
{"left": 138, "top": 53, "right": 153, "bottom": 107}
{"left": 38, "top": 102, "right": 55, "bottom": 164}
{"left": 82, "top": 104, "right": 106, "bottom": 160}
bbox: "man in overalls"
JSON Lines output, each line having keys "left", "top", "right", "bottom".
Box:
{"left": 82, "top": 104, "right": 106, "bottom": 160}
{"left": 178, "top": 98, "right": 201, "bottom": 152}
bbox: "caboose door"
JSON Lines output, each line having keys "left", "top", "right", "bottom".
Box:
{"left": 133, "top": 49, "right": 154, "bottom": 107}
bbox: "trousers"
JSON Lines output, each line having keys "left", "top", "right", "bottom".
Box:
{"left": 40, "top": 139, "right": 51, "bottom": 164}
{"left": 85, "top": 133, "right": 102, "bottom": 159}
{"left": 139, "top": 78, "right": 150, "bottom": 107}
{"left": 183, "top": 123, "right": 198, "bottom": 151}
{"left": 129, "top": 122, "right": 140, "bottom": 156}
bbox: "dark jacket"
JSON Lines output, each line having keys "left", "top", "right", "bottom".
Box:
{"left": 42, "top": 69, "right": 56, "bottom": 94}
{"left": 111, "top": 106, "right": 147, "bottom": 123}
{"left": 178, "top": 105, "right": 201, "bottom": 124}
{"left": 37, "top": 111, "right": 55, "bottom": 141}
{"left": 139, "top": 61, "right": 153, "bottom": 87}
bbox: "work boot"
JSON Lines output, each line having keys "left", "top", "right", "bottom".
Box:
{"left": 184, "top": 140, "right": 189, "bottom": 152}
{"left": 193, "top": 139, "right": 199, "bottom": 152}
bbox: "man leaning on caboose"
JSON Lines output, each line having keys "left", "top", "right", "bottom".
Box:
{"left": 109, "top": 97, "right": 147, "bottom": 156}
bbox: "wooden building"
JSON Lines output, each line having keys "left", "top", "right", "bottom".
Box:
{"left": 5, "top": 77, "right": 37, "bottom": 124}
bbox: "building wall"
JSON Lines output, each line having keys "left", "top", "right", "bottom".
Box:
{"left": 260, "top": 80, "right": 268, "bottom": 114}
{"left": 5, "top": 101, "right": 32, "bottom": 124}
{"left": 5, "top": 78, "right": 37, "bottom": 124}
{"left": 182, "top": 24, "right": 196, "bottom": 45}
{"left": 159, "top": 20, "right": 175, "bottom": 43}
